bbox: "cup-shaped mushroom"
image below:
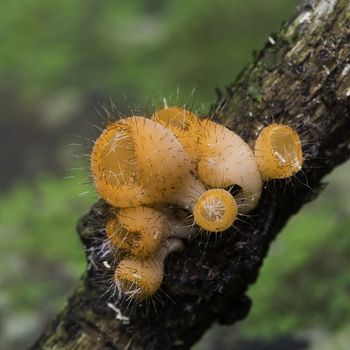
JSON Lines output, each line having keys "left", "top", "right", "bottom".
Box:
{"left": 152, "top": 107, "right": 201, "bottom": 162}
{"left": 91, "top": 118, "right": 150, "bottom": 207}
{"left": 91, "top": 116, "right": 202, "bottom": 207}
{"left": 106, "top": 206, "right": 191, "bottom": 258}
{"left": 197, "top": 119, "right": 262, "bottom": 213}
{"left": 254, "top": 124, "right": 303, "bottom": 180}
{"left": 193, "top": 189, "right": 238, "bottom": 232}
{"left": 114, "top": 238, "right": 183, "bottom": 300}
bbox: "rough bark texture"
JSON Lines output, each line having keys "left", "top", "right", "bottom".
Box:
{"left": 31, "top": 0, "right": 350, "bottom": 349}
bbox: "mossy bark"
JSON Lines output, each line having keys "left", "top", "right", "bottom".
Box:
{"left": 30, "top": 0, "right": 350, "bottom": 349}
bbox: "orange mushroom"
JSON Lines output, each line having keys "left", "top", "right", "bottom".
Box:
{"left": 254, "top": 124, "right": 303, "bottom": 180}
{"left": 114, "top": 238, "right": 183, "bottom": 300}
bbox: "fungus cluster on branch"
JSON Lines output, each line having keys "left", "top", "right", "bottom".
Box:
{"left": 91, "top": 107, "right": 303, "bottom": 301}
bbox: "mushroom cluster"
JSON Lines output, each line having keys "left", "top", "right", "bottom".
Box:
{"left": 90, "top": 107, "right": 303, "bottom": 300}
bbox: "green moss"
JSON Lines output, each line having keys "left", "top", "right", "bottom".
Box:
{"left": 247, "top": 81, "right": 263, "bottom": 102}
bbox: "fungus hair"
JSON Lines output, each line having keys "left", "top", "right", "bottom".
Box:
{"left": 197, "top": 119, "right": 262, "bottom": 213}
{"left": 254, "top": 124, "right": 303, "bottom": 180}
{"left": 114, "top": 238, "right": 183, "bottom": 300}
{"left": 193, "top": 189, "right": 238, "bottom": 232}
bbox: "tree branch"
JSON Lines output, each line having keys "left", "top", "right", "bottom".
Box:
{"left": 30, "top": 0, "right": 350, "bottom": 349}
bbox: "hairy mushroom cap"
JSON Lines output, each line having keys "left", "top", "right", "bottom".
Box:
{"left": 90, "top": 117, "right": 151, "bottom": 207}
{"left": 106, "top": 206, "right": 191, "bottom": 259}
{"left": 91, "top": 116, "right": 202, "bottom": 207}
{"left": 115, "top": 258, "right": 163, "bottom": 300}
{"left": 106, "top": 206, "right": 194, "bottom": 258}
{"left": 193, "top": 189, "right": 238, "bottom": 232}
{"left": 114, "top": 239, "right": 183, "bottom": 300}
{"left": 197, "top": 119, "right": 262, "bottom": 213}
{"left": 106, "top": 207, "right": 168, "bottom": 258}
{"left": 254, "top": 124, "right": 303, "bottom": 180}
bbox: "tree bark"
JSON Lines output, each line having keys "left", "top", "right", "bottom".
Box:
{"left": 30, "top": 0, "right": 350, "bottom": 349}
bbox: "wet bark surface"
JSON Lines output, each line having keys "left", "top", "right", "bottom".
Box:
{"left": 30, "top": 0, "right": 350, "bottom": 349}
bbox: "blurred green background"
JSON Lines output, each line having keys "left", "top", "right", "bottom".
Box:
{"left": 0, "top": 1, "right": 349, "bottom": 349}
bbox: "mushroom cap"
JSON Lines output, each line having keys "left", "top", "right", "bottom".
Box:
{"left": 193, "top": 189, "right": 238, "bottom": 232}
{"left": 115, "top": 258, "right": 164, "bottom": 300}
{"left": 119, "top": 206, "right": 167, "bottom": 257}
{"left": 91, "top": 117, "right": 152, "bottom": 207}
{"left": 91, "top": 116, "right": 197, "bottom": 207}
{"left": 254, "top": 124, "right": 303, "bottom": 180}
